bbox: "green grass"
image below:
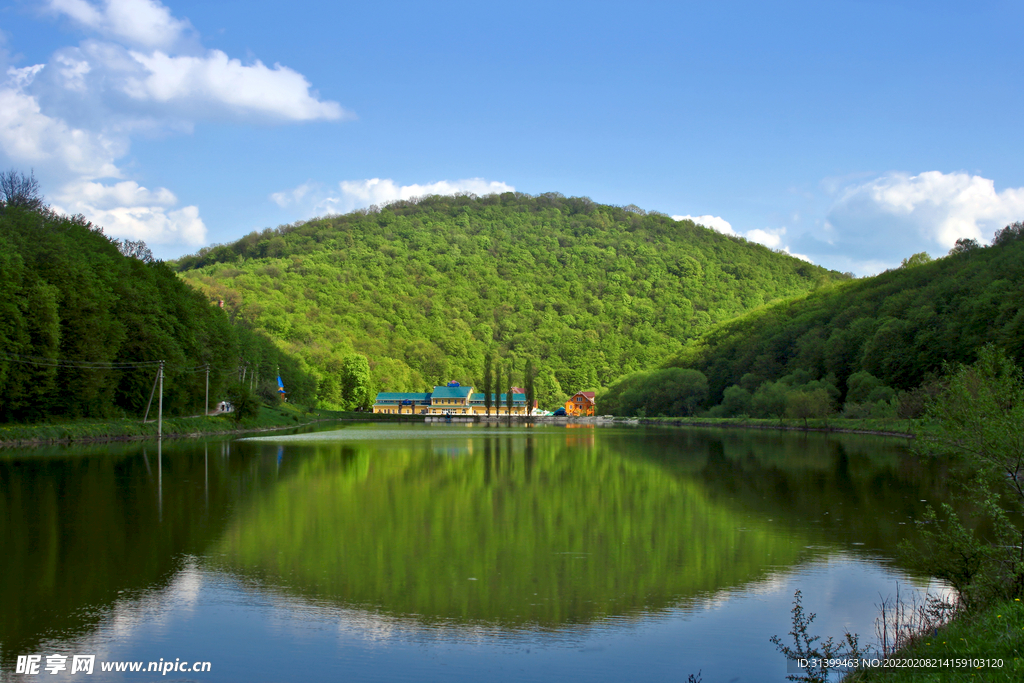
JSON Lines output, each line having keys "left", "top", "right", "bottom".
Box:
{"left": 635, "top": 415, "right": 921, "bottom": 437}
{"left": 0, "top": 402, "right": 411, "bottom": 447}
{"left": 845, "top": 598, "right": 1024, "bottom": 682}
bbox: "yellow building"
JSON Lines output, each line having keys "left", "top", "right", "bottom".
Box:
{"left": 373, "top": 383, "right": 530, "bottom": 416}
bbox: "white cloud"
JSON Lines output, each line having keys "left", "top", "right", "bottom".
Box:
{"left": 46, "top": 0, "right": 193, "bottom": 50}
{"left": 53, "top": 179, "right": 207, "bottom": 245}
{"left": 0, "top": 0, "right": 347, "bottom": 254}
{"left": 781, "top": 247, "right": 812, "bottom": 263}
{"left": 831, "top": 171, "right": 1024, "bottom": 249}
{"left": 38, "top": 2, "right": 345, "bottom": 123}
{"left": 791, "top": 170, "right": 1024, "bottom": 275}
{"left": 673, "top": 214, "right": 804, "bottom": 255}
{"left": 745, "top": 227, "right": 785, "bottom": 249}
{"left": 270, "top": 181, "right": 318, "bottom": 208}
{"left": 55, "top": 53, "right": 91, "bottom": 92}
{"left": 272, "top": 178, "right": 516, "bottom": 216}
{"left": 338, "top": 178, "right": 515, "bottom": 209}
{"left": 0, "top": 73, "right": 123, "bottom": 178}
{"left": 672, "top": 214, "right": 736, "bottom": 235}
{"left": 7, "top": 64, "right": 46, "bottom": 89}
{"left": 65, "top": 178, "right": 176, "bottom": 208}
{"left": 123, "top": 49, "right": 347, "bottom": 121}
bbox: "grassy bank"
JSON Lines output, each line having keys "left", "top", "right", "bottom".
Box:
{"left": 843, "top": 598, "right": 1024, "bottom": 682}
{"left": 635, "top": 415, "right": 922, "bottom": 437}
{"left": 0, "top": 403, "right": 411, "bottom": 448}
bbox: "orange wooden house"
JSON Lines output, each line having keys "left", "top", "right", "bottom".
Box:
{"left": 565, "top": 391, "right": 596, "bottom": 416}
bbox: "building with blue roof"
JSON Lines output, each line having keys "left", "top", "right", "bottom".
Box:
{"left": 372, "top": 384, "right": 531, "bottom": 416}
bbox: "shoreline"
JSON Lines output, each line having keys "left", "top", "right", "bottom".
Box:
{"left": 471, "top": 413, "right": 918, "bottom": 439}
{"left": 0, "top": 409, "right": 416, "bottom": 450}
{"left": 633, "top": 417, "right": 916, "bottom": 438}
{"left": 0, "top": 411, "right": 918, "bottom": 450}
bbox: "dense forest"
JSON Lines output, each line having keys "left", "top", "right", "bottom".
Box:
{"left": 602, "top": 224, "right": 1024, "bottom": 418}
{"left": 175, "top": 192, "right": 843, "bottom": 408}
{"left": 0, "top": 173, "right": 316, "bottom": 422}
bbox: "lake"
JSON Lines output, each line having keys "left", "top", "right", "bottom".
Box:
{"left": 0, "top": 423, "right": 957, "bottom": 681}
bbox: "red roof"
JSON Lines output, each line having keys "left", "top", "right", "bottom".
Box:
{"left": 573, "top": 391, "right": 596, "bottom": 401}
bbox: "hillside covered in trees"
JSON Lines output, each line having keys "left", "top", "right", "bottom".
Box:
{"left": 175, "top": 192, "right": 844, "bottom": 407}
{"left": 601, "top": 224, "right": 1024, "bottom": 418}
{"left": 0, "top": 176, "right": 316, "bottom": 423}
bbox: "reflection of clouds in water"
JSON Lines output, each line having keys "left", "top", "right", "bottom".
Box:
{"left": 28, "top": 557, "right": 205, "bottom": 681}
{"left": 108, "top": 557, "right": 203, "bottom": 640}
{"left": 220, "top": 571, "right": 597, "bottom": 647}
{"left": 23, "top": 555, "right": 957, "bottom": 682}
{"left": 707, "top": 554, "right": 954, "bottom": 654}
{"left": 215, "top": 553, "right": 950, "bottom": 657}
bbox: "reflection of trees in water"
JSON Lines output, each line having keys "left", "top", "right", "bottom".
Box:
{"left": 212, "top": 433, "right": 813, "bottom": 628}
{"left": 684, "top": 430, "right": 967, "bottom": 552}
{"left": 0, "top": 438, "right": 281, "bottom": 667}
{"left": 0, "top": 427, "right": 964, "bottom": 663}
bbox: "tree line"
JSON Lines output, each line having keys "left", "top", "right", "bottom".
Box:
{"left": 600, "top": 222, "right": 1024, "bottom": 418}
{"left": 0, "top": 171, "right": 316, "bottom": 423}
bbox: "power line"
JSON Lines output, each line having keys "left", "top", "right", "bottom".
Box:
{"left": 0, "top": 352, "right": 163, "bottom": 369}
{"left": 0, "top": 352, "right": 268, "bottom": 378}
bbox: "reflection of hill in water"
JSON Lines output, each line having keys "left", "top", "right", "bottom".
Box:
{"left": 0, "top": 425, "right": 960, "bottom": 667}
{"left": 0, "top": 439, "right": 275, "bottom": 666}
{"left": 211, "top": 433, "right": 817, "bottom": 627}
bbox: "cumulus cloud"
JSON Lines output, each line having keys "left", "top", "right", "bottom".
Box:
{"left": 338, "top": 178, "right": 515, "bottom": 209}
{"left": 795, "top": 171, "right": 1024, "bottom": 274}
{"left": 53, "top": 179, "right": 207, "bottom": 245}
{"left": 830, "top": 171, "right": 1024, "bottom": 248}
{"left": 46, "top": 0, "right": 194, "bottom": 50}
{"left": 0, "top": 68, "right": 123, "bottom": 178}
{"left": 672, "top": 214, "right": 736, "bottom": 236}
{"left": 0, "top": 0, "right": 347, "bottom": 254}
{"left": 54, "top": 53, "right": 92, "bottom": 92}
{"left": 123, "top": 49, "right": 347, "bottom": 121}
{"left": 673, "top": 214, "right": 808, "bottom": 259}
{"left": 745, "top": 227, "right": 785, "bottom": 249}
{"left": 272, "top": 178, "right": 516, "bottom": 216}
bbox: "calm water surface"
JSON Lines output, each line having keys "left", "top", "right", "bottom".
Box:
{"left": 0, "top": 423, "right": 958, "bottom": 682}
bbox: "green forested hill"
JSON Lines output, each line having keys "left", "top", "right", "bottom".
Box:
{"left": 642, "top": 224, "right": 1024, "bottom": 417}
{"left": 175, "top": 192, "right": 844, "bottom": 407}
{"left": 0, "top": 202, "right": 316, "bottom": 422}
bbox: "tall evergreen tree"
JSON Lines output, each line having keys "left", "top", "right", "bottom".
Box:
{"left": 506, "top": 362, "right": 514, "bottom": 416}
{"left": 525, "top": 359, "right": 535, "bottom": 417}
{"left": 483, "top": 351, "right": 493, "bottom": 416}
{"left": 494, "top": 363, "right": 503, "bottom": 418}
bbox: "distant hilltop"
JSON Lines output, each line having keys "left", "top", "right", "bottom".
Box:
{"left": 175, "top": 192, "right": 843, "bottom": 410}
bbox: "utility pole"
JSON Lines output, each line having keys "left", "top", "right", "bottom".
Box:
{"left": 158, "top": 360, "right": 164, "bottom": 440}
{"left": 205, "top": 363, "right": 210, "bottom": 416}
{"left": 143, "top": 365, "right": 159, "bottom": 423}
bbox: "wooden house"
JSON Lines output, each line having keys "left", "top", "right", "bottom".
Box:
{"left": 565, "top": 391, "right": 596, "bottom": 416}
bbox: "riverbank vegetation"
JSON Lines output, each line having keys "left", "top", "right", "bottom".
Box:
{"left": 845, "top": 597, "right": 1024, "bottom": 682}
{"left": 0, "top": 402, "right": 303, "bottom": 447}
{"left": 0, "top": 401, "right": 409, "bottom": 448}
{"left": 0, "top": 173, "right": 318, "bottom": 424}
{"left": 775, "top": 348, "right": 1024, "bottom": 681}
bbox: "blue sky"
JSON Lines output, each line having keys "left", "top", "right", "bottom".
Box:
{"left": 1, "top": 0, "right": 1022, "bottom": 273}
